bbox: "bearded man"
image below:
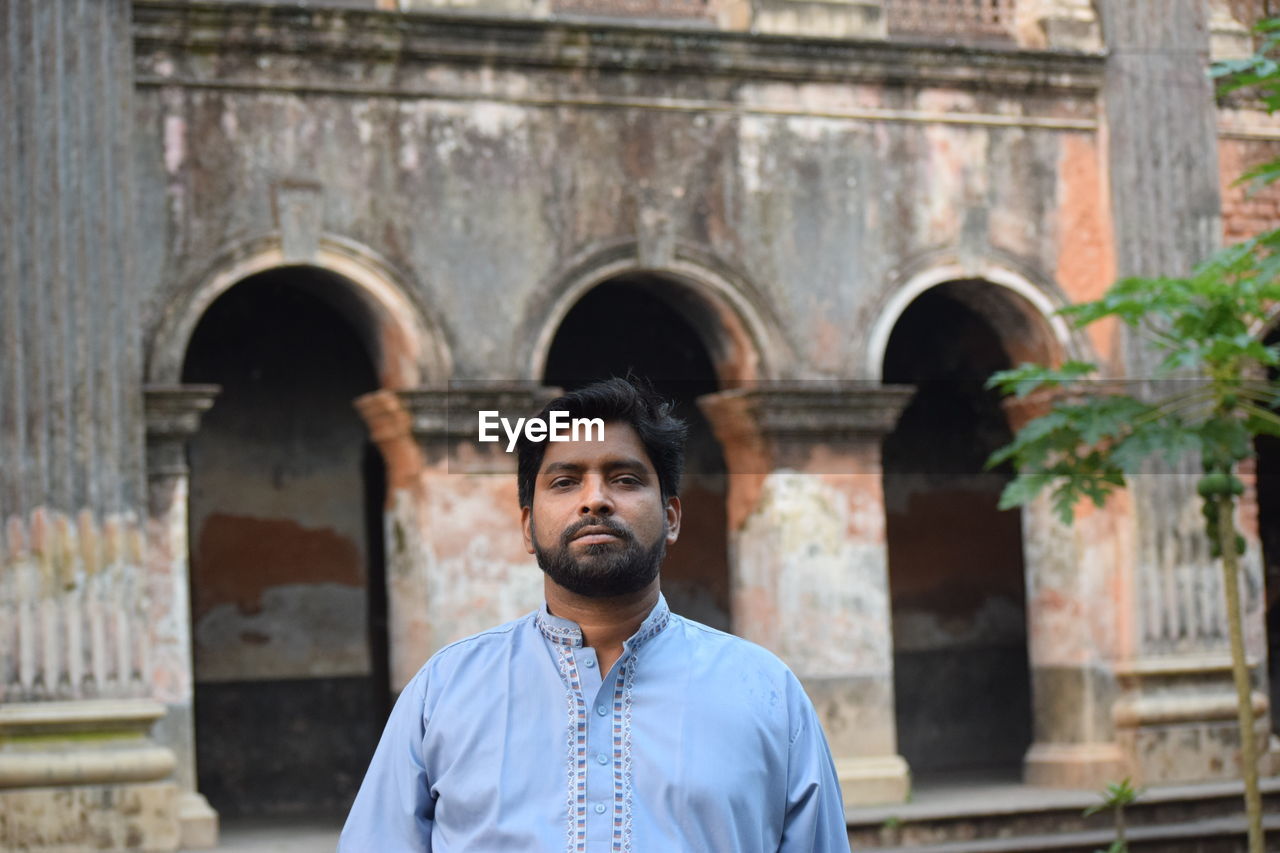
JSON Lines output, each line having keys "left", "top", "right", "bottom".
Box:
{"left": 340, "top": 377, "right": 848, "bottom": 852}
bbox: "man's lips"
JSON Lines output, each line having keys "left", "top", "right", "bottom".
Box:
{"left": 571, "top": 526, "right": 624, "bottom": 545}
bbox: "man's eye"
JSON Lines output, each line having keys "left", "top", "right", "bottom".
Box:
{"left": 615, "top": 476, "right": 641, "bottom": 486}
{"left": 550, "top": 478, "right": 575, "bottom": 489}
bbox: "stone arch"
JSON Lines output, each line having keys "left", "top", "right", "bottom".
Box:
{"left": 873, "top": 262, "right": 1086, "bottom": 783}
{"left": 867, "top": 262, "right": 1086, "bottom": 380}
{"left": 146, "top": 233, "right": 450, "bottom": 389}
{"left": 519, "top": 242, "right": 792, "bottom": 387}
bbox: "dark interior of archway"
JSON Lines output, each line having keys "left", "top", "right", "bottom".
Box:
{"left": 1253, "top": 330, "right": 1280, "bottom": 735}
{"left": 882, "top": 281, "right": 1032, "bottom": 781}
{"left": 543, "top": 277, "right": 730, "bottom": 630}
{"left": 182, "top": 267, "right": 389, "bottom": 818}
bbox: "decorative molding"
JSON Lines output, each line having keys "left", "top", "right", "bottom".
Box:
{"left": 143, "top": 385, "right": 221, "bottom": 478}
{"left": 0, "top": 700, "right": 175, "bottom": 788}
{"left": 699, "top": 384, "right": 915, "bottom": 444}
{"left": 398, "top": 384, "right": 563, "bottom": 441}
{"left": 132, "top": 1, "right": 1105, "bottom": 98}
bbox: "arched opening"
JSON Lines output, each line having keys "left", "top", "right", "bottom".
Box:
{"left": 181, "top": 266, "right": 390, "bottom": 818}
{"left": 881, "top": 279, "right": 1045, "bottom": 785}
{"left": 1254, "top": 326, "right": 1280, "bottom": 736}
{"left": 543, "top": 275, "right": 730, "bottom": 630}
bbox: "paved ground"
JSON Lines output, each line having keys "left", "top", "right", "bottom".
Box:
{"left": 189, "top": 818, "right": 343, "bottom": 853}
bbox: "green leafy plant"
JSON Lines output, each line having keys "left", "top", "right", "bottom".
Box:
{"left": 986, "top": 29, "right": 1280, "bottom": 851}
{"left": 1084, "top": 778, "right": 1142, "bottom": 853}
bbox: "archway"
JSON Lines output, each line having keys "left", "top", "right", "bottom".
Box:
{"left": 880, "top": 278, "right": 1057, "bottom": 783}
{"left": 543, "top": 275, "right": 730, "bottom": 629}
{"left": 1253, "top": 326, "right": 1280, "bottom": 736}
{"left": 181, "top": 266, "right": 389, "bottom": 817}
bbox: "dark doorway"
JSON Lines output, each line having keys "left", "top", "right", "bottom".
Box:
{"left": 881, "top": 281, "right": 1033, "bottom": 781}
{"left": 182, "top": 267, "right": 389, "bottom": 817}
{"left": 1253, "top": 328, "right": 1280, "bottom": 736}
{"left": 544, "top": 276, "right": 730, "bottom": 630}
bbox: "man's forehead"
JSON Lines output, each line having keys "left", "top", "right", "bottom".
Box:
{"left": 536, "top": 420, "right": 653, "bottom": 473}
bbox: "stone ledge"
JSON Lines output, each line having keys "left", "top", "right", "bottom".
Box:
{"left": 0, "top": 699, "right": 166, "bottom": 735}
{"left": 0, "top": 700, "right": 176, "bottom": 789}
{"left": 132, "top": 0, "right": 1105, "bottom": 96}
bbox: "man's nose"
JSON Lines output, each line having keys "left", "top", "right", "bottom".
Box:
{"left": 580, "top": 475, "right": 614, "bottom": 515}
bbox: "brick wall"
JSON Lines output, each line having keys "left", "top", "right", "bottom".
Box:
{"left": 1220, "top": 137, "right": 1280, "bottom": 243}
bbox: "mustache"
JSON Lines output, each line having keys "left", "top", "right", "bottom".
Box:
{"left": 560, "top": 516, "right": 634, "bottom": 546}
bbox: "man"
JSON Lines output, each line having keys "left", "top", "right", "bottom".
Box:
{"left": 340, "top": 378, "right": 849, "bottom": 852}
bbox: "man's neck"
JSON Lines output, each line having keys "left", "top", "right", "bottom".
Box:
{"left": 544, "top": 581, "right": 660, "bottom": 674}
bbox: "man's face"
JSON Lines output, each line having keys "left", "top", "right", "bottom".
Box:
{"left": 521, "top": 420, "right": 681, "bottom": 598}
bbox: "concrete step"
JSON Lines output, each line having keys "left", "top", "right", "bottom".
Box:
{"left": 848, "top": 776, "right": 1280, "bottom": 851}
{"left": 855, "top": 814, "right": 1280, "bottom": 853}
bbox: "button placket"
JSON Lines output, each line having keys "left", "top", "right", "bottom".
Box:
{"left": 584, "top": 663, "right": 622, "bottom": 850}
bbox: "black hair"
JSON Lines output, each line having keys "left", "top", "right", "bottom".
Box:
{"left": 516, "top": 377, "right": 688, "bottom": 508}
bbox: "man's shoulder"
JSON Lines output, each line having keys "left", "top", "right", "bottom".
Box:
{"left": 667, "top": 613, "right": 799, "bottom": 679}
{"left": 407, "top": 611, "right": 537, "bottom": 683}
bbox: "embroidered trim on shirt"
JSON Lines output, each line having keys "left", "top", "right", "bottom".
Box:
{"left": 610, "top": 657, "right": 632, "bottom": 853}
{"left": 620, "top": 655, "right": 638, "bottom": 853}
{"left": 537, "top": 610, "right": 584, "bottom": 647}
{"left": 628, "top": 602, "right": 670, "bottom": 651}
{"left": 557, "top": 645, "right": 589, "bottom": 852}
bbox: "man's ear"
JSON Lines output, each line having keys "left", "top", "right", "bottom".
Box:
{"left": 521, "top": 505, "right": 535, "bottom": 555}
{"left": 664, "top": 496, "right": 681, "bottom": 545}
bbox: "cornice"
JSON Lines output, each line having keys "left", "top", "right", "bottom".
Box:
{"left": 132, "top": 1, "right": 1104, "bottom": 98}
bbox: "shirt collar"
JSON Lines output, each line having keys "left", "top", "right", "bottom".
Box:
{"left": 535, "top": 593, "right": 671, "bottom": 652}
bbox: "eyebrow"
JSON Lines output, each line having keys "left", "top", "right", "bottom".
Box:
{"left": 541, "top": 458, "right": 651, "bottom": 477}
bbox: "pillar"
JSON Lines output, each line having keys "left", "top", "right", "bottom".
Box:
{"left": 699, "top": 384, "right": 914, "bottom": 807}
{"left": 1096, "top": 0, "right": 1272, "bottom": 784}
{"left": 0, "top": 1, "right": 182, "bottom": 848}
{"left": 143, "top": 385, "right": 221, "bottom": 849}
{"left": 996, "top": 393, "right": 1129, "bottom": 788}
{"left": 357, "top": 384, "right": 559, "bottom": 691}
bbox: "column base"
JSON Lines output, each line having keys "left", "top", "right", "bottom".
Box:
{"left": 0, "top": 781, "right": 180, "bottom": 852}
{"left": 1114, "top": 656, "right": 1270, "bottom": 785}
{"left": 179, "top": 791, "right": 220, "bottom": 849}
{"left": 836, "top": 754, "right": 910, "bottom": 807}
{"left": 1023, "top": 742, "right": 1126, "bottom": 789}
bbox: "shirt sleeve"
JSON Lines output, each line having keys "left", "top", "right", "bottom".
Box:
{"left": 338, "top": 668, "right": 435, "bottom": 852}
{"left": 777, "top": 678, "right": 849, "bottom": 853}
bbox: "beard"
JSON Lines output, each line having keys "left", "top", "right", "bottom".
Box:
{"left": 533, "top": 515, "right": 666, "bottom": 599}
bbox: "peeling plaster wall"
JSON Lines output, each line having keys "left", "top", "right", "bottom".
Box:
{"left": 131, "top": 7, "right": 1105, "bottom": 384}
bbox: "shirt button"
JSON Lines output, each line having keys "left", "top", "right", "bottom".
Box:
{"left": 584, "top": 658, "right": 596, "bottom": 669}
{"left": 596, "top": 753, "right": 608, "bottom": 765}
{"left": 594, "top": 803, "right": 607, "bottom": 814}
{"left": 596, "top": 705, "right": 607, "bottom": 716}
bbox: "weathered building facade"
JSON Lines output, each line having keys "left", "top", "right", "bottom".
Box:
{"left": 5, "top": 0, "right": 1280, "bottom": 849}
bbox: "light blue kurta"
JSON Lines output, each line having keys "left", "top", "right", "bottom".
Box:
{"left": 339, "top": 595, "right": 849, "bottom": 852}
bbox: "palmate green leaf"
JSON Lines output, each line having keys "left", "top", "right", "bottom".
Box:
{"left": 985, "top": 361, "right": 1096, "bottom": 398}
{"left": 998, "top": 472, "right": 1057, "bottom": 510}
{"left": 1076, "top": 396, "right": 1150, "bottom": 445}
{"left": 1111, "top": 417, "right": 1200, "bottom": 472}
{"left": 1060, "top": 278, "right": 1185, "bottom": 328}
{"left": 1236, "top": 159, "right": 1280, "bottom": 191}
{"left": 1245, "top": 407, "right": 1280, "bottom": 439}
